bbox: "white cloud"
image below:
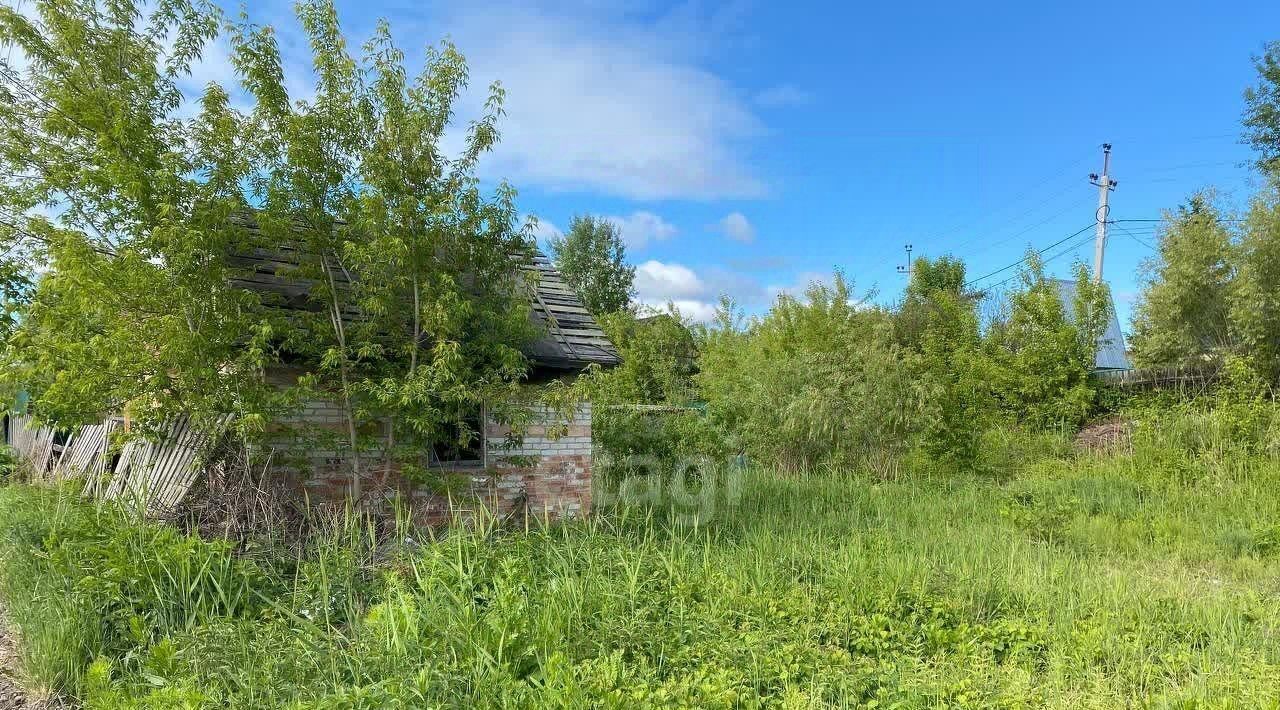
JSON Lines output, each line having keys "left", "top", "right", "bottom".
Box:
{"left": 441, "top": 2, "right": 767, "bottom": 200}
{"left": 133, "top": 1, "right": 768, "bottom": 199}
{"left": 663, "top": 299, "right": 719, "bottom": 323}
{"left": 714, "top": 211, "right": 755, "bottom": 243}
{"left": 635, "top": 298, "right": 719, "bottom": 324}
{"left": 632, "top": 260, "right": 773, "bottom": 323}
{"left": 606, "top": 211, "right": 678, "bottom": 249}
{"left": 635, "top": 260, "right": 704, "bottom": 300}
{"left": 754, "top": 84, "right": 811, "bottom": 108}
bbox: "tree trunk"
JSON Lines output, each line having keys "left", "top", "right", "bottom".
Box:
{"left": 322, "top": 253, "right": 362, "bottom": 502}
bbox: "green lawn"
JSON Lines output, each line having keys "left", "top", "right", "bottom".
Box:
{"left": 1, "top": 423, "right": 1279, "bottom": 708}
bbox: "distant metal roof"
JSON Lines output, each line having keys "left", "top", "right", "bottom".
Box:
{"left": 1052, "top": 279, "right": 1130, "bottom": 371}
{"left": 225, "top": 214, "right": 619, "bottom": 371}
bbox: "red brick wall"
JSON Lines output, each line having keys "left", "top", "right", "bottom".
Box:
{"left": 262, "top": 388, "right": 594, "bottom": 524}
{"left": 482, "top": 403, "right": 593, "bottom": 519}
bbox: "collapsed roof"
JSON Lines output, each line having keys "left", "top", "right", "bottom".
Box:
{"left": 225, "top": 214, "right": 620, "bottom": 372}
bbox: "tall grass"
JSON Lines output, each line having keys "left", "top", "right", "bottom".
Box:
{"left": 0, "top": 412, "right": 1278, "bottom": 707}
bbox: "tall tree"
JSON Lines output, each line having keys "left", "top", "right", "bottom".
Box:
{"left": 1244, "top": 40, "right": 1280, "bottom": 176}
{"left": 548, "top": 215, "right": 634, "bottom": 316}
{"left": 896, "top": 256, "right": 986, "bottom": 470}
{"left": 1129, "top": 193, "right": 1236, "bottom": 367}
{"left": 893, "top": 255, "right": 967, "bottom": 349}
{"left": 229, "top": 1, "right": 536, "bottom": 496}
{"left": 1, "top": 0, "right": 540, "bottom": 497}
{"left": 0, "top": 0, "right": 274, "bottom": 431}
{"left": 1231, "top": 186, "right": 1280, "bottom": 387}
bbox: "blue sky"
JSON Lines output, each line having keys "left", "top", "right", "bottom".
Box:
{"left": 194, "top": 0, "right": 1278, "bottom": 328}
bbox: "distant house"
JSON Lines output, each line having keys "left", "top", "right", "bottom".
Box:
{"left": 1052, "top": 279, "right": 1130, "bottom": 371}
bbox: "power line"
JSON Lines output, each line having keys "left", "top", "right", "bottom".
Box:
{"left": 1114, "top": 224, "right": 1156, "bottom": 250}
{"left": 978, "top": 231, "right": 1097, "bottom": 292}
{"left": 1127, "top": 160, "right": 1241, "bottom": 175}
{"left": 963, "top": 222, "right": 1097, "bottom": 288}
{"left": 961, "top": 195, "right": 1094, "bottom": 258}
{"left": 1110, "top": 217, "right": 1245, "bottom": 224}
{"left": 920, "top": 154, "right": 1092, "bottom": 251}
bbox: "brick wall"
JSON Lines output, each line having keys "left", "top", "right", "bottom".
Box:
{"left": 482, "top": 403, "right": 593, "bottom": 519}
{"left": 261, "top": 378, "right": 594, "bottom": 524}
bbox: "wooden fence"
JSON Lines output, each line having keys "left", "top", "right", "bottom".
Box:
{"left": 4, "top": 413, "right": 232, "bottom": 517}
{"left": 1093, "top": 362, "right": 1222, "bottom": 392}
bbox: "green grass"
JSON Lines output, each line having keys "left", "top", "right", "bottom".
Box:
{"left": 1, "top": 419, "right": 1280, "bottom": 708}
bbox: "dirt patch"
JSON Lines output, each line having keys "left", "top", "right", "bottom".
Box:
{"left": 1074, "top": 417, "right": 1133, "bottom": 453}
{"left": 0, "top": 604, "right": 73, "bottom": 710}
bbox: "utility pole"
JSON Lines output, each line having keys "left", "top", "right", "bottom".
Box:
{"left": 895, "top": 243, "right": 914, "bottom": 278}
{"left": 1089, "top": 144, "right": 1118, "bottom": 283}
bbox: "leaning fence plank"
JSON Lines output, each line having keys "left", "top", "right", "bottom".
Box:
{"left": 100, "top": 416, "right": 231, "bottom": 516}
{"left": 54, "top": 422, "right": 113, "bottom": 482}
{"left": 9, "top": 415, "right": 57, "bottom": 478}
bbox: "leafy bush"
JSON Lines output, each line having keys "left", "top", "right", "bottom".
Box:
{"left": 983, "top": 257, "right": 1110, "bottom": 429}
{"left": 0, "top": 445, "right": 17, "bottom": 481}
{"left": 1129, "top": 193, "right": 1235, "bottom": 367}
{"left": 896, "top": 257, "right": 990, "bottom": 472}
{"left": 583, "top": 308, "right": 726, "bottom": 483}
{"left": 698, "top": 275, "right": 931, "bottom": 473}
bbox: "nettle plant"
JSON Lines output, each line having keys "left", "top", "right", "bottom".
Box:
{"left": 0, "top": 0, "right": 545, "bottom": 496}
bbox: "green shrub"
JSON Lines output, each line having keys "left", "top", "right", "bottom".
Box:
{"left": 583, "top": 307, "right": 728, "bottom": 484}
{"left": 982, "top": 257, "right": 1110, "bottom": 430}
{"left": 697, "top": 275, "right": 931, "bottom": 473}
{"left": 0, "top": 445, "right": 18, "bottom": 481}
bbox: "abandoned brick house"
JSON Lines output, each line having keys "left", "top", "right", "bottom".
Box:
{"left": 4, "top": 216, "right": 619, "bottom": 523}
{"left": 226, "top": 217, "right": 621, "bottom": 521}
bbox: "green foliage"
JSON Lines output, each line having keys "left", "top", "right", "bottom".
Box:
{"left": 0, "top": 246, "right": 31, "bottom": 346}
{"left": 0, "top": 485, "right": 272, "bottom": 696}
{"left": 1244, "top": 40, "right": 1280, "bottom": 176}
{"left": 589, "top": 309, "right": 697, "bottom": 406}
{"left": 984, "top": 256, "right": 1110, "bottom": 429}
{"left": 1229, "top": 185, "right": 1280, "bottom": 387}
{"left": 894, "top": 254, "right": 968, "bottom": 348}
{"left": 1133, "top": 49, "right": 1280, "bottom": 388}
{"left": 0, "top": 445, "right": 16, "bottom": 481}
{"left": 897, "top": 257, "right": 989, "bottom": 471}
{"left": 698, "top": 275, "right": 930, "bottom": 473}
{"left": 1127, "top": 182, "right": 1280, "bottom": 391}
{"left": 228, "top": 2, "right": 539, "bottom": 494}
{"left": 0, "top": 0, "right": 273, "bottom": 432}
{"left": 1130, "top": 193, "right": 1236, "bottom": 367}
{"left": 5, "top": 401, "right": 1280, "bottom": 706}
{"left": 548, "top": 215, "right": 635, "bottom": 316}
{"left": 581, "top": 308, "right": 723, "bottom": 482}
{"left": 0, "top": 1, "right": 551, "bottom": 493}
